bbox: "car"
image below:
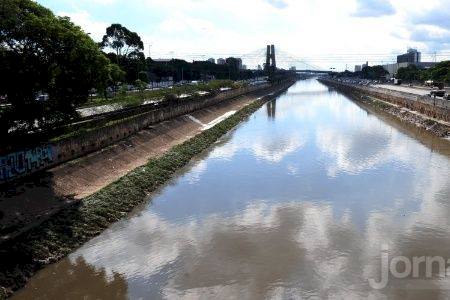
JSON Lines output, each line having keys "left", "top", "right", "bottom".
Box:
{"left": 35, "top": 93, "right": 49, "bottom": 102}
{"left": 429, "top": 90, "right": 446, "bottom": 97}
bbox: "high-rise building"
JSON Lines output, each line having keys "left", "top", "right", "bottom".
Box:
{"left": 236, "top": 58, "right": 243, "bottom": 70}
{"left": 354, "top": 65, "right": 362, "bottom": 72}
{"left": 397, "top": 49, "right": 421, "bottom": 64}
{"left": 207, "top": 58, "right": 215, "bottom": 64}
{"left": 217, "top": 58, "right": 226, "bottom": 65}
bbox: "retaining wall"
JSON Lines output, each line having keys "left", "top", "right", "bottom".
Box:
{"left": 320, "top": 79, "right": 450, "bottom": 122}
{"left": 0, "top": 84, "right": 270, "bottom": 183}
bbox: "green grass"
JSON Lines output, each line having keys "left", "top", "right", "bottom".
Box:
{"left": 0, "top": 81, "right": 294, "bottom": 298}
{"left": 80, "top": 80, "right": 241, "bottom": 108}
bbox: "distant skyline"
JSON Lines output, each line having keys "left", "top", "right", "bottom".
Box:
{"left": 37, "top": 0, "right": 450, "bottom": 71}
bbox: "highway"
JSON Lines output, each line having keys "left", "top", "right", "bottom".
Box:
{"left": 374, "top": 84, "right": 431, "bottom": 96}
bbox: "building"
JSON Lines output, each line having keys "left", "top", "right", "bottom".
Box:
{"left": 289, "top": 66, "right": 296, "bottom": 71}
{"left": 242, "top": 65, "right": 247, "bottom": 70}
{"left": 207, "top": 58, "right": 215, "bottom": 64}
{"left": 382, "top": 49, "right": 436, "bottom": 78}
{"left": 362, "top": 61, "right": 369, "bottom": 69}
{"left": 237, "top": 58, "right": 243, "bottom": 70}
{"left": 257, "top": 65, "right": 262, "bottom": 71}
{"left": 382, "top": 62, "right": 408, "bottom": 78}
{"left": 217, "top": 58, "right": 226, "bottom": 65}
{"left": 397, "top": 48, "right": 421, "bottom": 64}
{"left": 354, "top": 65, "right": 362, "bottom": 72}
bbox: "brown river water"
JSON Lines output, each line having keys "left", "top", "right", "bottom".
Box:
{"left": 13, "top": 79, "right": 450, "bottom": 299}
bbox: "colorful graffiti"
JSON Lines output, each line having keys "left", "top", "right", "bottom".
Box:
{"left": 0, "top": 145, "right": 56, "bottom": 182}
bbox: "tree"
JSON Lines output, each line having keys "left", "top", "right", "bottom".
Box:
{"left": 426, "top": 61, "right": 450, "bottom": 84}
{"left": 134, "top": 79, "right": 146, "bottom": 99}
{"left": 0, "top": 0, "right": 113, "bottom": 135}
{"left": 100, "top": 24, "right": 144, "bottom": 60}
{"left": 361, "top": 65, "right": 388, "bottom": 80}
{"left": 397, "top": 65, "right": 421, "bottom": 82}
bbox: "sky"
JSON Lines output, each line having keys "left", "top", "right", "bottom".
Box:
{"left": 36, "top": 0, "right": 450, "bottom": 71}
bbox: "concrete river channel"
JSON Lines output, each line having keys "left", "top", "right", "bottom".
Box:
{"left": 13, "top": 79, "right": 450, "bottom": 299}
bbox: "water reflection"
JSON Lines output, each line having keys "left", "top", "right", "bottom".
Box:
{"left": 266, "top": 100, "right": 276, "bottom": 119}
{"left": 14, "top": 257, "right": 128, "bottom": 300}
{"left": 14, "top": 79, "right": 450, "bottom": 299}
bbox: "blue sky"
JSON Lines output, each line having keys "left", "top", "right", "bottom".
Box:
{"left": 37, "top": 0, "right": 450, "bottom": 71}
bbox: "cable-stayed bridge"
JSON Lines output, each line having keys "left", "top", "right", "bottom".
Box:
{"left": 149, "top": 46, "right": 450, "bottom": 73}
{"left": 149, "top": 46, "right": 327, "bottom": 72}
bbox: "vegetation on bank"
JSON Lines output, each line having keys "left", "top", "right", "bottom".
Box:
{"left": 81, "top": 80, "right": 244, "bottom": 108}
{"left": 333, "top": 65, "right": 388, "bottom": 80}
{"left": 0, "top": 0, "right": 117, "bottom": 137}
{"left": 49, "top": 80, "right": 245, "bottom": 142}
{"left": 0, "top": 1, "right": 263, "bottom": 138}
{"left": 397, "top": 61, "right": 450, "bottom": 84}
{"left": 0, "top": 82, "right": 293, "bottom": 298}
{"left": 332, "top": 60, "right": 450, "bottom": 84}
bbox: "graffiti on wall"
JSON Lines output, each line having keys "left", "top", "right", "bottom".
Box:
{"left": 0, "top": 145, "right": 56, "bottom": 182}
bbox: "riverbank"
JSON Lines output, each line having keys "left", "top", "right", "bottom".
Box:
{"left": 319, "top": 79, "right": 450, "bottom": 138}
{"left": 0, "top": 85, "right": 275, "bottom": 243}
{"left": 0, "top": 79, "right": 295, "bottom": 298}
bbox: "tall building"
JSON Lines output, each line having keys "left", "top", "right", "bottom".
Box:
{"left": 207, "top": 58, "right": 215, "bottom": 64}
{"left": 217, "top": 58, "right": 226, "bottom": 65}
{"left": 237, "top": 58, "right": 243, "bottom": 70}
{"left": 397, "top": 48, "right": 421, "bottom": 64}
{"left": 382, "top": 49, "right": 434, "bottom": 79}
{"left": 354, "top": 65, "right": 362, "bottom": 72}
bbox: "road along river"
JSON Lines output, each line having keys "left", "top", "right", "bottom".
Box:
{"left": 13, "top": 79, "right": 450, "bottom": 299}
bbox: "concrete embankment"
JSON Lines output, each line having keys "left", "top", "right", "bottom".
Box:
{"left": 0, "top": 86, "right": 281, "bottom": 243}
{"left": 0, "top": 79, "right": 296, "bottom": 298}
{"left": 1, "top": 84, "right": 270, "bottom": 184}
{"left": 319, "top": 79, "right": 450, "bottom": 138}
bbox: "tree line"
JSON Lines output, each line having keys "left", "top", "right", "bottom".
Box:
{"left": 396, "top": 61, "right": 450, "bottom": 84}
{"left": 0, "top": 0, "right": 261, "bottom": 137}
{"left": 333, "top": 62, "right": 450, "bottom": 84}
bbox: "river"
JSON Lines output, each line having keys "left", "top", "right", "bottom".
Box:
{"left": 13, "top": 79, "right": 450, "bottom": 299}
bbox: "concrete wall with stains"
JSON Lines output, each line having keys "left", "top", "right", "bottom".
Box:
{"left": 321, "top": 79, "right": 450, "bottom": 122}
{"left": 0, "top": 145, "right": 56, "bottom": 182}
{"left": 0, "top": 84, "right": 270, "bottom": 184}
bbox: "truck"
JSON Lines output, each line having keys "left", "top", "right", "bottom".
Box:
{"left": 393, "top": 78, "right": 402, "bottom": 85}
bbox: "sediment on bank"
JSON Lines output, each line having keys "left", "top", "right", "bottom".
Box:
{"left": 0, "top": 80, "right": 295, "bottom": 298}
{"left": 320, "top": 80, "right": 450, "bottom": 138}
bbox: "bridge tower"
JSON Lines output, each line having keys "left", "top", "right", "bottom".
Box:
{"left": 265, "top": 44, "right": 277, "bottom": 80}
{"left": 270, "top": 45, "right": 276, "bottom": 69}
{"left": 265, "top": 45, "right": 271, "bottom": 72}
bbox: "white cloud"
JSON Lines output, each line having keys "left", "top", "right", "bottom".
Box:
{"left": 58, "top": 10, "right": 108, "bottom": 42}
{"left": 44, "top": 0, "right": 450, "bottom": 70}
